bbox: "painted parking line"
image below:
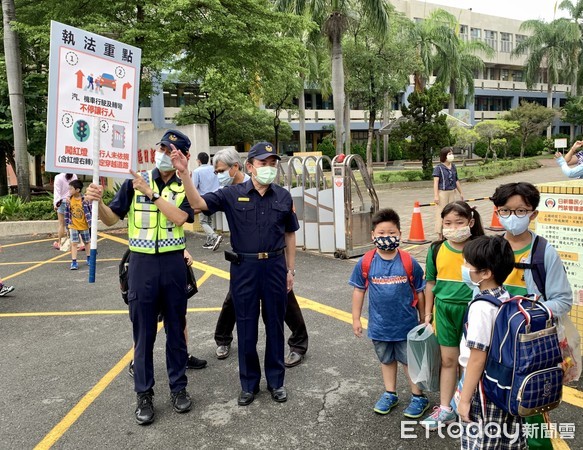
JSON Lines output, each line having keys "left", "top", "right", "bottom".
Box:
{"left": 0, "top": 258, "right": 121, "bottom": 266}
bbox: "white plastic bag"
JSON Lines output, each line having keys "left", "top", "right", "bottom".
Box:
{"left": 407, "top": 324, "right": 441, "bottom": 392}
{"left": 557, "top": 315, "right": 581, "bottom": 383}
{"left": 59, "top": 237, "right": 71, "bottom": 252}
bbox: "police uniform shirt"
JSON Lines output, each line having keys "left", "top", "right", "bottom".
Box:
{"left": 203, "top": 179, "right": 299, "bottom": 253}
{"left": 108, "top": 168, "right": 195, "bottom": 224}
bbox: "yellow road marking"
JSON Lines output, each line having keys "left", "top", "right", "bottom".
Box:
{"left": 0, "top": 307, "right": 221, "bottom": 319}
{"left": 2, "top": 237, "right": 56, "bottom": 247}
{"left": 0, "top": 258, "right": 121, "bottom": 266}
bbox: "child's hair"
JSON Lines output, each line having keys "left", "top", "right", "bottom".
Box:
{"left": 371, "top": 208, "right": 400, "bottom": 231}
{"left": 441, "top": 200, "right": 485, "bottom": 236}
{"left": 439, "top": 147, "right": 454, "bottom": 163}
{"left": 69, "top": 179, "right": 83, "bottom": 192}
{"left": 197, "top": 152, "right": 210, "bottom": 165}
{"left": 490, "top": 182, "right": 540, "bottom": 209}
{"left": 463, "top": 235, "right": 515, "bottom": 285}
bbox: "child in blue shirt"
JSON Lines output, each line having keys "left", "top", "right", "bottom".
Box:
{"left": 350, "top": 208, "right": 428, "bottom": 418}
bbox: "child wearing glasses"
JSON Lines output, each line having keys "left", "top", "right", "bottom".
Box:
{"left": 490, "top": 182, "right": 572, "bottom": 450}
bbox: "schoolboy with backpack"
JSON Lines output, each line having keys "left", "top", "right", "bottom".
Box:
{"left": 490, "top": 182, "right": 572, "bottom": 450}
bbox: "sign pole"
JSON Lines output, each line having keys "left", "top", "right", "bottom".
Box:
{"left": 89, "top": 116, "right": 100, "bottom": 283}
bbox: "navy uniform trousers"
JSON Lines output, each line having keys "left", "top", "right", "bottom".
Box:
{"left": 128, "top": 251, "right": 188, "bottom": 394}
{"left": 214, "top": 290, "right": 308, "bottom": 355}
{"left": 230, "top": 254, "right": 288, "bottom": 392}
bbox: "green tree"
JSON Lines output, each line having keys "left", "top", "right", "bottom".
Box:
{"left": 505, "top": 101, "right": 556, "bottom": 158}
{"left": 474, "top": 119, "right": 520, "bottom": 162}
{"left": 513, "top": 18, "right": 580, "bottom": 138}
{"left": 450, "top": 126, "right": 478, "bottom": 159}
{"left": 563, "top": 94, "right": 583, "bottom": 129}
{"left": 392, "top": 85, "right": 451, "bottom": 179}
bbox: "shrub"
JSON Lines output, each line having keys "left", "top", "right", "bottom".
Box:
{"left": 0, "top": 195, "right": 24, "bottom": 219}
{"left": 12, "top": 200, "right": 56, "bottom": 220}
{"left": 473, "top": 141, "right": 488, "bottom": 158}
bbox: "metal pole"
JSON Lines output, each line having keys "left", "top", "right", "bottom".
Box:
{"left": 89, "top": 117, "right": 100, "bottom": 283}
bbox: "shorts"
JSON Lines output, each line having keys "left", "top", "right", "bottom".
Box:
{"left": 69, "top": 228, "right": 90, "bottom": 244}
{"left": 434, "top": 298, "right": 468, "bottom": 347}
{"left": 435, "top": 189, "right": 458, "bottom": 233}
{"left": 57, "top": 201, "right": 67, "bottom": 215}
{"left": 373, "top": 340, "right": 408, "bottom": 365}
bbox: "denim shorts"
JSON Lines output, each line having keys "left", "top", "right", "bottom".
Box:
{"left": 57, "top": 201, "right": 67, "bottom": 215}
{"left": 69, "top": 228, "right": 90, "bottom": 243}
{"left": 372, "top": 340, "right": 408, "bottom": 365}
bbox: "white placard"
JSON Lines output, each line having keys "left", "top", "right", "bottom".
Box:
{"left": 554, "top": 138, "right": 568, "bottom": 149}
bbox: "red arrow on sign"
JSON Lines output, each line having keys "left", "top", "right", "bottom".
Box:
{"left": 75, "top": 70, "right": 85, "bottom": 89}
{"left": 122, "top": 82, "right": 132, "bottom": 100}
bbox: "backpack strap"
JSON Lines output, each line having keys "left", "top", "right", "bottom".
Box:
{"left": 398, "top": 248, "right": 419, "bottom": 307}
{"left": 431, "top": 240, "right": 444, "bottom": 271}
{"left": 361, "top": 249, "right": 377, "bottom": 290}
{"left": 514, "top": 235, "right": 547, "bottom": 300}
{"left": 462, "top": 294, "right": 503, "bottom": 339}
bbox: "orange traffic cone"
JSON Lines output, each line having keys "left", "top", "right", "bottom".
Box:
{"left": 486, "top": 206, "right": 505, "bottom": 231}
{"left": 403, "top": 201, "right": 431, "bottom": 244}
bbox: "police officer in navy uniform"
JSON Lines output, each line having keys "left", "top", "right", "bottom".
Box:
{"left": 86, "top": 130, "right": 195, "bottom": 424}
{"left": 173, "top": 142, "right": 299, "bottom": 406}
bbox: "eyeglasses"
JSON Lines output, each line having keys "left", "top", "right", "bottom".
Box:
{"left": 496, "top": 208, "right": 533, "bottom": 218}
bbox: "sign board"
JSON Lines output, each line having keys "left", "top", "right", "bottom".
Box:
{"left": 45, "top": 21, "right": 141, "bottom": 178}
{"left": 554, "top": 138, "right": 568, "bottom": 149}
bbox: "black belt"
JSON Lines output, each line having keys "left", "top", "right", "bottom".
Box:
{"left": 237, "top": 249, "right": 285, "bottom": 260}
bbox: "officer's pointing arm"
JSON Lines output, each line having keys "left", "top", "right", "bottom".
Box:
{"left": 171, "top": 149, "right": 209, "bottom": 211}
{"left": 129, "top": 169, "right": 188, "bottom": 226}
{"left": 85, "top": 183, "right": 120, "bottom": 226}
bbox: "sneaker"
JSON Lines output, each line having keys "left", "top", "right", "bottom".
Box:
{"left": 70, "top": 261, "right": 78, "bottom": 270}
{"left": 211, "top": 235, "right": 223, "bottom": 251}
{"left": 128, "top": 360, "right": 134, "bottom": 378}
{"left": 215, "top": 345, "right": 231, "bottom": 360}
{"left": 374, "top": 392, "right": 399, "bottom": 415}
{"left": 186, "top": 355, "right": 207, "bottom": 369}
{"left": 135, "top": 391, "right": 155, "bottom": 425}
{"left": 171, "top": 389, "right": 192, "bottom": 413}
{"left": 86, "top": 256, "right": 91, "bottom": 266}
{"left": 202, "top": 237, "right": 213, "bottom": 249}
{"left": 0, "top": 285, "right": 15, "bottom": 297}
{"left": 403, "top": 396, "right": 430, "bottom": 419}
{"left": 420, "top": 406, "right": 457, "bottom": 431}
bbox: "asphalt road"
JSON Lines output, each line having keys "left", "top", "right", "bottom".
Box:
{"left": 0, "top": 160, "right": 581, "bottom": 449}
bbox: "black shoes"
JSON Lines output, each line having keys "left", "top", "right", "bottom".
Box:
{"left": 268, "top": 386, "right": 288, "bottom": 403}
{"left": 284, "top": 352, "right": 304, "bottom": 368}
{"left": 135, "top": 391, "right": 155, "bottom": 425}
{"left": 186, "top": 355, "right": 207, "bottom": 370}
{"left": 171, "top": 389, "right": 192, "bottom": 413}
{"left": 238, "top": 388, "right": 260, "bottom": 406}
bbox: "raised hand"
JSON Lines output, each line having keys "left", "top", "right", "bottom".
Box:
{"left": 130, "top": 169, "right": 151, "bottom": 196}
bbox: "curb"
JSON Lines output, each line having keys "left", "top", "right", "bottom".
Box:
{"left": 0, "top": 219, "right": 128, "bottom": 238}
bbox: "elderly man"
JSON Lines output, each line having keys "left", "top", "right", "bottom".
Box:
{"left": 85, "top": 129, "right": 195, "bottom": 425}
{"left": 173, "top": 142, "right": 299, "bottom": 405}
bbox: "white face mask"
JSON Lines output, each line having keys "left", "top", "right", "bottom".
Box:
{"left": 446, "top": 154, "right": 455, "bottom": 162}
{"left": 461, "top": 266, "right": 483, "bottom": 289}
{"left": 155, "top": 151, "right": 174, "bottom": 172}
{"left": 254, "top": 166, "right": 277, "bottom": 185}
{"left": 442, "top": 225, "right": 472, "bottom": 243}
{"left": 217, "top": 170, "right": 235, "bottom": 187}
{"left": 499, "top": 214, "right": 531, "bottom": 236}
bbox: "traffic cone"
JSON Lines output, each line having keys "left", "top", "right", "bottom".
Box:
{"left": 486, "top": 206, "right": 505, "bottom": 231}
{"left": 403, "top": 201, "right": 431, "bottom": 244}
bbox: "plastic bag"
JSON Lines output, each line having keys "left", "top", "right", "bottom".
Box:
{"left": 557, "top": 314, "right": 581, "bottom": 383}
{"left": 59, "top": 237, "right": 71, "bottom": 252}
{"left": 407, "top": 324, "right": 441, "bottom": 392}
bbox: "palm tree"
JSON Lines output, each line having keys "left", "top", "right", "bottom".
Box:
{"left": 276, "top": 0, "right": 389, "bottom": 155}
{"left": 559, "top": 0, "right": 583, "bottom": 141}
{"left": 513, "top": 18, "right": 580, "bottom": 138}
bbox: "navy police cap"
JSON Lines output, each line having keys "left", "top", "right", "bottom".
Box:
{"left": 157, "top": 129, "right": 191, "bottom": 154}
{"left": 248, "top": 142, "right": 280, "bottom": 161}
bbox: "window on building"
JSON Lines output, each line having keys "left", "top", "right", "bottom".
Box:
{"left": 516, "top": 34, "right": 527, "bottom": 46}
{"left": 501, "top": 69, "right": 509, "bottom": 81}
{"left": 470, "top": 27, "right": 481, "bottom": 40}
{"left": 512, "top": 70, "right": 524, "bottom": 82}
{"left": 500, "top": 32, "right": 513, "bottom": 53}
{"left": 459, "top": 24, "right": 468, "bottom": 40}
{"left": 484, "top": 30, "right": 497, "bottom": 51}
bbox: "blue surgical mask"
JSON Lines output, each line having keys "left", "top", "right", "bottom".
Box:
{"left": 155, "top": 151, "right": 174, "bottom": 172}
{"left": 461, "top": 266, "right": 482, "bottom": 289}
{"left": 217, "top": 171, "right": 235, "bottom": 187}
{"left": 499, "top": 214, "right": 531, "bottom": 236}
{"left": 373, "top": 235, "right": 400, "bottom": 251}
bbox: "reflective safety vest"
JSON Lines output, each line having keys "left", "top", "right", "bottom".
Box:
{"left": 128, "top": 170, "right": 187, "bottom": 254}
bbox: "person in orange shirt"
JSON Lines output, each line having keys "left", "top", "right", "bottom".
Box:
{"left": 64, "top": 180, "right": 91, "bottom": 270}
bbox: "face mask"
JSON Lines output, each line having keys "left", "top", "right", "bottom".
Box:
{"left": 254, "top": 166, "right": 277, "bottom": 185}
{"left": 442, "top": 226, "right": 472, "bottom": 243}
{"left": 499, "top": 214, "right": 531, "bottom": 236}
{"left": 217, "top": 170, "right": 235, "bottom": 187}
{"left": 461, "top": 266, "right": 482, "bottom": 289}
{"left": 373, "top": 235, "right": 400, "bottom": 251}
{"left": 155, "top": 152, "right": 174, "bottom": 172}
{"left": 446, "top": 154, "right": 455, "bottom": 162}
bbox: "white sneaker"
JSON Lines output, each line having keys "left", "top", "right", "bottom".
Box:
{"left": 211, "top": 235, "right": 223, "bottom": 251}
{"left": 0, "top": 285, "right": 15, "bottom": 296}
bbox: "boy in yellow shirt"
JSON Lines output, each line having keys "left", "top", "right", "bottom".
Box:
{"left": 65, "top": 180, "right": 91, "bottom": 270}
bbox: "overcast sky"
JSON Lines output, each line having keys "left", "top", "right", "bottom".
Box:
{"left": 427, "top": 0, "right": 569, "bottom": 21}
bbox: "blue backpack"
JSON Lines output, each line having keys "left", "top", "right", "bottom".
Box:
{"left": 465, "top": 294, "right": 563, "bottom": 417}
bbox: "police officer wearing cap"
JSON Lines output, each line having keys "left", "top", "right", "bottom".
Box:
{"left": 85, "top": 129, "right": 195, "bottom": 425}
{"left": 172, "top": 142, "right": 299, "bottom": 406}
